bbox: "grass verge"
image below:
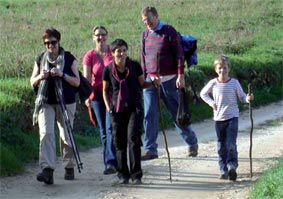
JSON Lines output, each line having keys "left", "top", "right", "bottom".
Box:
{"left": 249, "top": 158, "right": 283, "bottom": 199}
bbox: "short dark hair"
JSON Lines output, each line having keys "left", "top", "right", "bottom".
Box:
{"left": 42, "top": 27, "right": 61, "bottom": 41}
{"left": 142, "top": 6, "right": 158, "bottom": 16}
{"left": 110, "top": 39, "right": 128, "bottom": 53}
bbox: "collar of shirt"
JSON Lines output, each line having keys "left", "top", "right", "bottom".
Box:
{"left": 149, "top": 20, "right": 165, "bottom": 33}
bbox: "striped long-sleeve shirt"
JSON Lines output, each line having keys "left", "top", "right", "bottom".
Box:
{"left": 200, "top": 78, "right": 249, "bottom": 121}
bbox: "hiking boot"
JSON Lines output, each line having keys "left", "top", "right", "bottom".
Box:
{"left": 228, "top": 168, "right": 237, "bottom": 181}
{"left": 188, "top": 144, "right": 198, "bottom": 157}
{"left": 132, "top": 178, "right": 142, "bottom": 185}
{"left": 118, "top": 177, "right": 129, "bottom": 184}
{"left": 219, "top": 173, "right": 228, "bottom": 180}
{"left": 141, "top": 151, "right": 158, "bottom": 161}
{"left": 37, "top": 168, "right": 54, "bottom": 185}
{"left": 64, "top": 168, "right": 74, "bottom": 180}
{"left": 103, "top": 166, "right": 116, "bottom": 175}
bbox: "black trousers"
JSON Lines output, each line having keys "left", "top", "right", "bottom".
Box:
{"left": 110, "top": 107, "right": 143, "bottom": 180}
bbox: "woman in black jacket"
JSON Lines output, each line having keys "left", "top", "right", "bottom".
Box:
{"left": 102, "top": 39, "right": 158, "bottom": 184}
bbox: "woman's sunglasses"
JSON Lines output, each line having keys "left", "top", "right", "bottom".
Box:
{"left": 44, "top": 40, "right": 58, "bottom": 46}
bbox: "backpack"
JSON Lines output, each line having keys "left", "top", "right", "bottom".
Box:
{"left": 180, "top": 34, "right": 198, "bottom": 68}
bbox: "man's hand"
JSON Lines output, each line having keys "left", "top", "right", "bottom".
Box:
{"left": 176, "top": 74, "right": 185, "bottom": 88}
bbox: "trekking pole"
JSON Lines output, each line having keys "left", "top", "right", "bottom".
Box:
{"left": 156, "top": 52, "right": 172, "bottom": 182}
{"left": 54, "top": 78, "right": 83, "bottom": 173}
{"left": 248, "top": 83, "right": 253, "bottom": 177}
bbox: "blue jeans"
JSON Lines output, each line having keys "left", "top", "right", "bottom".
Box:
{"left": 215, "top": 117, "right": 238, "bottom": 174}
{"left": 143, "top": 76, "right": 198, "bottom": 155}
{"left": 91, "top": 100, "right": 117, "bottom": 169}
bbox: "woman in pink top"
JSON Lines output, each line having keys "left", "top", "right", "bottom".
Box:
{"left": 83, "top": 25, "right": 117, "bottom": 175}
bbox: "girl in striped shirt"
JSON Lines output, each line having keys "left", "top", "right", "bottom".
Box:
{"left": 200, "top": 55, "right": 253, "bottom": 181}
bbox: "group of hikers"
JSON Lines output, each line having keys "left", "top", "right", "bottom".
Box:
{"left": 30, "top": 6, "right": 253, "bottom": 186}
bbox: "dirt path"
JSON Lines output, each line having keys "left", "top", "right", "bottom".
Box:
{"left": 1, "top": 101, "right": 282, "bottom": 199}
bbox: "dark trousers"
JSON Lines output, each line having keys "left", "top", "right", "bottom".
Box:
{"left": 111, "top": 107, "right": 143, "bottom": 180}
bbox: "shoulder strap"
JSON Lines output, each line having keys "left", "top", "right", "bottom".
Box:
{"left": 141, "top": 30, "right": 149, "bottom": 74}
{"left": 94, "top": 50, "right": 105, "bottom": 67}
{"left": 163, "top": 25, "right": 181, "bottom": 65}
{"left": 142, "top": 29, "right": 149, "bottom": 54}
{"left": 163, "top": 24, "right": 175, "bottom": 42}
{"left": 142, "top": 29, "right": 149, "bottom": 41}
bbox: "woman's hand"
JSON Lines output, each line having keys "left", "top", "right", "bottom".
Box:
{"left": 50, "top": 67, "right": 63, "bottom": 77}
{"left": 85, "top": 98, "right": 91, "bottom": 107}
{"left": 151, "top": 77, "right": 160, "bottom": 86}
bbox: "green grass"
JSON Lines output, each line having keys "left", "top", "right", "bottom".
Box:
{"left": 0, "top": 0, "right": 283, "bottom": 77}
{"left": 0, "top": 0, "right": 282, "bottom": 187}
{"left": 0, "top": 144, "right": 24, "bottom": 175}
{"left": 249, "top": 158, "right": 283, "bottom": 199}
